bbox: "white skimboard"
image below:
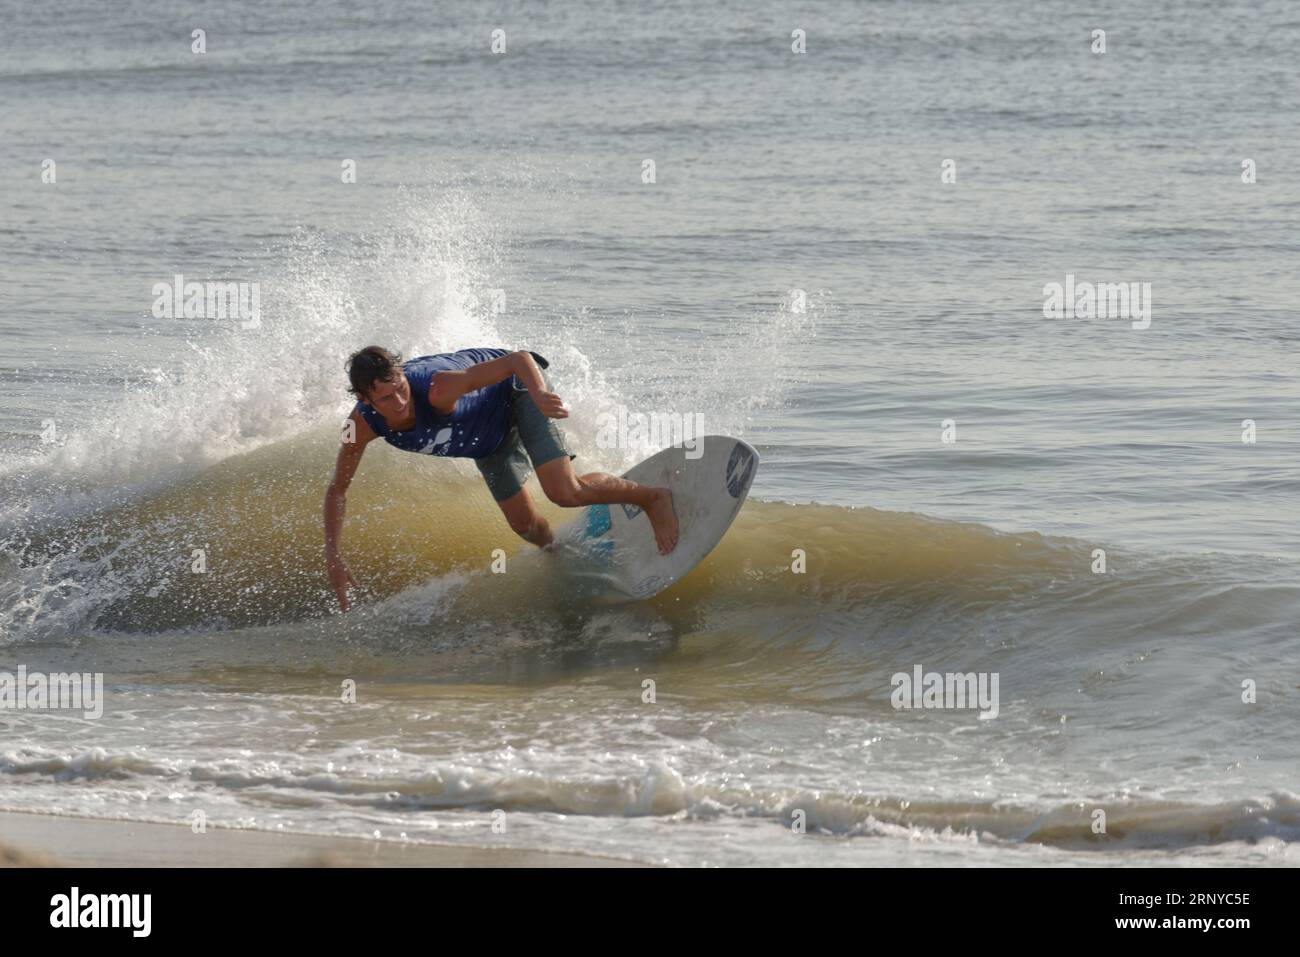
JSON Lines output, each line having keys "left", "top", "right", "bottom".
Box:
{"left": 554, "top": 435, "right": 759, "bottom": 601}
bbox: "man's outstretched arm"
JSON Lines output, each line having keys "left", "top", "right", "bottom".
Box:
{"left": 324, "top": 411, "right": 375, "bottom": 611}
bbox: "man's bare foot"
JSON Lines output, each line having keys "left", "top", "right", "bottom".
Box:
{"left": 645, "top": 487, "right": 678, "bottom": 554}
{"left": 524, "top": 519, "right": 554, "bottom": 548}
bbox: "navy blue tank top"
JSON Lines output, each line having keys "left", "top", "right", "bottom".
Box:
{"left": 353, "top": 348, "right": 514, "bottom": 459}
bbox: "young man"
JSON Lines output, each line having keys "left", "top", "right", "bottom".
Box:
{"left": 324, "top": 346, "right": 678, "bottom": 611}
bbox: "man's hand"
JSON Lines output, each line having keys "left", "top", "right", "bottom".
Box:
{"left": 327, "top": 553, "right": 358, "bottom": 612}
{"left": 507, "top": 351, "right": 568, "bottom": 417}
{"left": 530, "top": 389, "right": 569, "bottom": 418}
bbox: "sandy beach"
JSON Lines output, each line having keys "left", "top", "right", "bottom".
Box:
{"left": 0, "top": 812, "right": 645, "bottom": 867}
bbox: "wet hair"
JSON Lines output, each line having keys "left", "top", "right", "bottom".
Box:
{"left": 346, "top": 346, "right": 403, "bottom": 398}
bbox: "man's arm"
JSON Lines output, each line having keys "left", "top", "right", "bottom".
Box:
{"left": 324, "top": 411, "right": 376, "bottom": 611}
{"left": 429, "top": 350, "right": 568, "bottom": 418}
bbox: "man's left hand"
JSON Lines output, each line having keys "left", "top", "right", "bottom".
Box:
{"left": 531, "top": 390, "right": 569, "bottom": 418}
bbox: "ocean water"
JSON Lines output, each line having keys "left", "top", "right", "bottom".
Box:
{"left": 1, "top": 0, "right": 1297, "bottom": 866}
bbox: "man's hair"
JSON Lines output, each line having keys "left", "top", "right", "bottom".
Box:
{"left": 347, "top": 346, "right": 403, "bottom": 398}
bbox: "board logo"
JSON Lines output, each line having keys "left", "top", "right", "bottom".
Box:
{"left": 583, "top": 505, "right": 614, "bottom": 563}
{"left": 621, "top": 504, "right": 643, "bottom": 520}
{"left": 725, "top": 443, "right": 755, "bottom": 498}
{"left": 585, "top": 504, "right": 612, "bottom": 538}
{"left": 632, "top": 575, "right": 668, "bottom": 596}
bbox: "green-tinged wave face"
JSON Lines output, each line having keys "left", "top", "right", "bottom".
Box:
{"left": 2, "top": 426, "right": 1086, "bottom": 638}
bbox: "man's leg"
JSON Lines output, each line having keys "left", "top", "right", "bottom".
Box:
{"left": 476, "top": 428, "right": 554, "bottom": 547}
{"left": 534, "top": 456, "right": 678, "bottom": 554}
{"left": 495, "top": 484, "right": 554, "bottom": 548}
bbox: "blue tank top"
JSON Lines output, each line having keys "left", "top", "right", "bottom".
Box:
{"left": 353, "top": 348, "right": 514, "bottom": 459}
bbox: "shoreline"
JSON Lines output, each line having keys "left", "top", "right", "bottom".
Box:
{"left": 0, "top": 810, "right": 648, "bottom": 868}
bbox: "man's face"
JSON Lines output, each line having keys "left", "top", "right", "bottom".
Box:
{"left": 364, "top": 373, "right": 412, "bottom": 420}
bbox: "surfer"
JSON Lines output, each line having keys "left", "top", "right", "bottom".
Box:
{"left": 324, "top": 346, "right": 678, "bottom": 611}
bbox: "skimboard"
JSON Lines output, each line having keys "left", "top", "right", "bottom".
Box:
{"left": 554, "top": 435, "right": 759, "bottom": 600}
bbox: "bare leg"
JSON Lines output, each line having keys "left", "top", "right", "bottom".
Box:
{"left": 495, "top": 485, "right": 554, "bottom": 548}
{"left": 535, "top": 457, "right": 678, "bottom": 554}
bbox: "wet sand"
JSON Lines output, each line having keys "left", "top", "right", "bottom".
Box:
{"left": 0, "top": 811, "right": 647, "bottom": 867}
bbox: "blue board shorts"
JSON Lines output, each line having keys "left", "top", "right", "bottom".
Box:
{"left": 475, "top": 356, "right": 575, "bottom": 502}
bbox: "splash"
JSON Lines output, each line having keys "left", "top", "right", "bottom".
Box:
{"left": 0, "top": 189, "right": 513, "bottom": 527}
{"left": 0, "top": 185, "right": 812, "bottom": 642}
